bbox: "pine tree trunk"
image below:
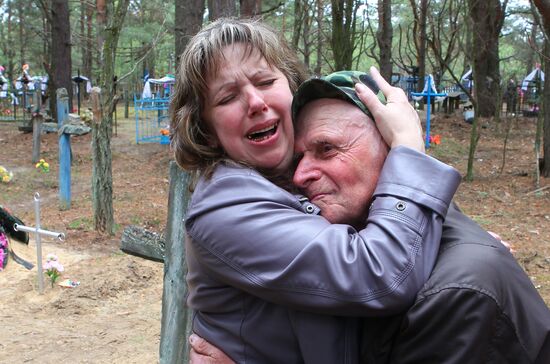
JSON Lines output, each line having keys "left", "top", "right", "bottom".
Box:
{"left": 331, "top": 0, "right": 355, "bottom": 70}
{"left": 240, "top": 0, "right": 261, "bottom": 17}
{"left": 292, "top": 0, "right": 303, "bottom": 51}
{"left": 208, "top": 0, "right": 237, "bottom": 20}
{"left": 91, "top": 88, "right": 114, "bottom": 234}
{"left": 51, "top": 0, "right": 73, "bottom": 112}
{"left": 314, "top": 0, "right": 324, "bottom": 75}
{"left": 543, "top": 40, "right": 550, "bottom": 177}
{"left": 82, "top": 0, "right": 94, "bottom": 79}
{"left": 175, "top": 0, "right": 205, "bottom": 63}
{"left": 532, "top": 0, "right": 550, "bottom": 177}
{"left": 377, "top": 0, "right": 393, "bottom": 81}
{"left": 468, "top": 0, "right": 505, "bottom": 117}
{"left": 17, "top": 0, "right": 25, "bottom": 67}
{"left": 92, "top": 0, "right": 130, "bottom": 234}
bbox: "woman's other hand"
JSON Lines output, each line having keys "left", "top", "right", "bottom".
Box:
{"left": 355, "top": 66, "right": 425, "bottom": 153}
{"left": 189, "top": 333, "right": 235, "bottom": 364}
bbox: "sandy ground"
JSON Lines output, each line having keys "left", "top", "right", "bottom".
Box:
{"left": 0, "top": 242, "right": 163, "bottom": 363}
{"left": 0, "top": 108, "right": 549, "bottom": 363}
{"left": 1, "top": 115, "right": 169, "bottom": 364}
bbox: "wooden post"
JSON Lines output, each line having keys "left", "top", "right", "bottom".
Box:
{"left": 124, "top": 89, "right": 129, "bottom": 118}
{"left": 159, "top": 161, "right": 193, "bottom": 364}
{"left": 31, "top": 85, "right": 43, "bottom": 163}
{"left": 31, "top": 115, "right": 43, "bottom": 163}
{"left": 57, "top": 88, "right": 71, "bottom": 210}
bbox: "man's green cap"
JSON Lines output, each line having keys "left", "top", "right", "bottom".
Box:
{"left": 291, "top": 70, "right": 386, "bottom": 122}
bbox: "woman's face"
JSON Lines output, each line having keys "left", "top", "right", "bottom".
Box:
{"left": 202, "top": 44, "right": 294, "bottom": 173}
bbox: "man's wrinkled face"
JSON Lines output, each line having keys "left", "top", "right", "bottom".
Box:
{"left": 293, "top": 98, "right": 389, "bottom": 228}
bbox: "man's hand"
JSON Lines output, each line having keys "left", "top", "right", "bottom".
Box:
{"left": 355, "top": 66, "right": 425, "bottom": 153}
{"left": 189, "top": 334, "right": 235, "bottom": 364}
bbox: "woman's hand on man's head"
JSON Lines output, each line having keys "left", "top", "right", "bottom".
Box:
{"left": 355, "top": 67, "right": 425, "bottom": 153}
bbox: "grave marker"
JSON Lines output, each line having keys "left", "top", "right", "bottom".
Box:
{"left": 411, "top": 76, "right": 447, "bottom": 149}
{"left": 14, "top": 192, "right": 65, "bottom": 294}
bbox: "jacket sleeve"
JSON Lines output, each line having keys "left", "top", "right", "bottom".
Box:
{"left": 186, "top": 147, "right": 461, "bottom": 316}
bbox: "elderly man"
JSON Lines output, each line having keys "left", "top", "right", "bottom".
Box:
{"left": 190, "top": 71, "right": 550, "bottom": 363}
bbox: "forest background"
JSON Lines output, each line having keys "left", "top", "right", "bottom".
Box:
{"left": 0, "top": 0, "right": 542, "bottom": 113}
{"left": 2, "top": 1, "right": 548, "bottom": 200}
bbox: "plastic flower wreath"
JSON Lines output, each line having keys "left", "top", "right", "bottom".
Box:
{"left": 35, "top": 159, "right": 50, "bottom": 173}
{"left": 43, "top": 253, "right": 64, "bottom": 287}
{"left": 0, "top": 227, "right": 8, "bottom": 271}
{"left": 160, "top": 128, "right": 170, "bottom": 136}
{"left": 0, "top": 165, "right": 13, "bottom": 183}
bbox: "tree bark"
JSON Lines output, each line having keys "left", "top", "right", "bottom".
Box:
{"left": 377, "top": 0, "right": 393, "bottom": 81}
{"left": 51, "top": 0, "right": 73, "bottom": 112}
{"left": 240, "top": 0, "right": 261, "bottom": 17}
{"left": 408, "top": 0, "right": 428, "bottom": 99}
{"left": 314, "top": 0, "right": 324, "bottom": 75}
{"left": 208, "top": 0, "right": 237, "bottom": 20}
{"left": 175, "top": 0, "right": 205, "bottom": 64}
{"left": 82, "top": 0, "right": 94, "bottom": 79}
{"left": 292, "top": 0, "right": 303, "bottom": 51}
{"left": 120, "top": 225, "right": 165, "bottom": 262}
{"left": 533, "top": 0, "right": 550, "bottom": 177}
{"left": 17, "top": 0, "right": 25, "bottom": 66}
{"left": 544, "top": 43, "right": 550, "bottom": 177}
{"left": 467, "top": 0, "right": 507, "bottom": 117}
{"left": 331, "top": 0, "right": 357, "bottom": 70}
{"left": 0, "top": 0, "right": 16, "bottom": 82}
{"left": 92, "top": 0, "right": 130, "bottom": 234}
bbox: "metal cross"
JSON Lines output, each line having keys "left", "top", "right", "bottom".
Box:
{"left": 13, "top": 192, "right": 65, "bottom": 294}
{"left": 411, "top": 76, "right": 448, "bottom": 149}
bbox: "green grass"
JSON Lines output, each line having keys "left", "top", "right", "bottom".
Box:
{"left": 427, "top": 138, "right": 468, "bottom": 164}
{"left": 471, "top": 215, "right": 493, "bottom": 228}
{"left": 68, "top": 216, "right": 94, "bottom": 231}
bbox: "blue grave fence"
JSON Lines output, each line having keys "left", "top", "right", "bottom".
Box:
{"left": 134, "top": 94, "right": 171, "bottom": 144}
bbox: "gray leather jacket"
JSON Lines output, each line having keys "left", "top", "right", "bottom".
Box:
{"left": 185, "top": 147, "right": 461, "bottom": 363}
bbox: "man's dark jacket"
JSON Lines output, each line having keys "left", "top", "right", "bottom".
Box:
{"left": 362, "top": 202, "right": 550, "bottom": 364}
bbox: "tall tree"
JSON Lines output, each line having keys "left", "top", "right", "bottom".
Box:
{"left": 533, "top": 0, "right": 550, "bottom": 177}
{"left": 331, "top": 0, "right": 358, "bottom": 70}
{"left": 292, "top": 0, "right": 315, "bottom": 70}
{"left": 0, "top": 0, "right": 16, "bottom": 82}
{"left": 92, "top": 0, "right": 131, "bottom": 234}
{"left": 208, "top": 0, "right": 237, "bottom": 20}
{"left": 81, "top": 0, "right": 94, "bottom": 79}
{"left": 17, "top": 0, "right": 25, "bottom": 66}
{"left": 314, "top": 0, "right": 324, "bottom": 75}
{"left": 377, "top": 0, "right": 393, "bottom": 81}
{"left": 426, "top": 0, "right": 463, "bottom": 85}
{"left": 50, "top": 0, "right": 73, "bottom": 112}
{"left": 467, "top": 0, "right": 507, "bottom": 117}
{"left": 409, "top": 0, "right": 429, "bottom": 95}
{"left": 175, "top": 0, "right": 205, "bottom": 63}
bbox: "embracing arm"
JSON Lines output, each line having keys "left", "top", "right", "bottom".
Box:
{"left": 186, "top": 147, "right": 460, "bottom": 316}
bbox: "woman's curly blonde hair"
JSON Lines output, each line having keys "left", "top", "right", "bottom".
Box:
{"left": 170, "top": 18, "right": 308, "bottom": 179}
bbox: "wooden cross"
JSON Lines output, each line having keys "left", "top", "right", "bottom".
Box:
{"left": 13, "top": 192, "right": 65, "bottom": 294}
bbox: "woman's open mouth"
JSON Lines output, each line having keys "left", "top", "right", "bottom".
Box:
{"left": 247, "top": 122, "right": 278, "bottom": 142}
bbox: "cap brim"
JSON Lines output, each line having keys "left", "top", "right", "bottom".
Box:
{"left": 292, "top": 79, "right": 367, "bottom": 123}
